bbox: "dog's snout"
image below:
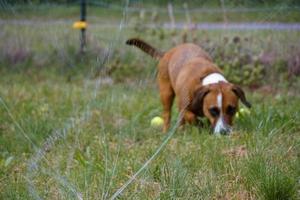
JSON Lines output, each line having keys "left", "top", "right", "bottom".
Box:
{"left": 214, "top": 127, "right": 231, "bottom": 135}
{"left": 219, "top": 127, "right": 231, "bottom": 135}
{"left": 213, "top": 117, "right": 232, "bottom": 135}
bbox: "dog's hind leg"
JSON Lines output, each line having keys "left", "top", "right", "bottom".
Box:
{"left": 159, "top": 83, "right": 175, "bottom": 132}
{"left": 158, "top": 79, "right": 175, "bottom": 133}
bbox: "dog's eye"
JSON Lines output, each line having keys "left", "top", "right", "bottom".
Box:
{"left": 226, "top": 105, "right": 236, "bottom": 116}
{"left": 209, "top": 107, "right": 220, "bottom": 118}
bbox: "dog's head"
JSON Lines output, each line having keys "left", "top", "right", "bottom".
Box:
{"left": 190, "top": 82, "right": 251, "bottom": 134}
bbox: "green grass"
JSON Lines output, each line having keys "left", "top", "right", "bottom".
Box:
{"left": 244, "top": 155, "right": 297, "bottom": 200}
{"left": 0, "top": 4, "right": 300, "bottom": 199}
{"left": 0, "top": 73, "right": 299, "bottom": 199}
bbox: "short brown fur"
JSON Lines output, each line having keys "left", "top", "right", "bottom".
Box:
{"left": 126, "top": 39, "right": 251, "bottom": 133}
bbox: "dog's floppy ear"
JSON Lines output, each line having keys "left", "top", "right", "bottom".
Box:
{"left": 232, "top": 85, "right": 252, "bottom": 108}
{"left": 190, "top": 87, "right": 210, "bottom": 116}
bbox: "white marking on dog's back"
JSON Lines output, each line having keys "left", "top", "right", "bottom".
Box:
{"left": 202, "top": 73, "right": 227, "bottom": 86}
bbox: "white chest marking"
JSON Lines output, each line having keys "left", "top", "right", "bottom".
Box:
{"left": 202, "top": 73, "right": 227, "bottom": 86}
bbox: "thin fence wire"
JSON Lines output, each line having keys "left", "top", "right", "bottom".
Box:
{"left": 20, "top": 0, "right": 299, "bottom": 13}
{"left": 109, "top": 112, "right": 185, "bottom": 200}
{"left": 22, "top": 0, "right": 131, "bottom": 199}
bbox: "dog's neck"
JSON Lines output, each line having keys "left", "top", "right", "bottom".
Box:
{"left": 202, "top": 73, "right": 228, "bottom": 86}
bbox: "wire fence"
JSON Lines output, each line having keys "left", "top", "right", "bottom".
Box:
{"left": 87, "top": 2, "right": 300, "bottom": 13}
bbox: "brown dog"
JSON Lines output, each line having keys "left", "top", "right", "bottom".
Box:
{"left": 126, "top": 38, "right": 251, "bottom": 134}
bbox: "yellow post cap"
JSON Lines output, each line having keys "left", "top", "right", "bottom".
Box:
{"left": 73, "top": 21, "right": 88, "bottom": 29}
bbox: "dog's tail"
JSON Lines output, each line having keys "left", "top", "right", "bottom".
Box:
{"left": 126, "top": 38, "right": 163, "bottom": 59}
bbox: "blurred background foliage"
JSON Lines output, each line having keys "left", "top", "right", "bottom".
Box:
{"left": 5, "top": 0, "right": 300, "bottom": 7}
{"left": 1, "top": 0, "right": 300, "bottom": 89}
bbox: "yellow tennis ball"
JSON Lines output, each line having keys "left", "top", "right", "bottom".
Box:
{"left": 236, "top": 108, "right": 250, "bottom": 118}
{"left": 151, "top": 116, "right": 164, "bottom": 127}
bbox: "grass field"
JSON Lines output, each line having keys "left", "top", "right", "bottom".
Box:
{"left": 1, "top": 4, "right": 300, "bottom": 200}
{"left": 0, "top": 73, "right": 299, "bottom": 199}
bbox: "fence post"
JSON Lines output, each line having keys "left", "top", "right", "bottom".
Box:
{"left": 80, "top": 0, "right": 87, "bottom": 53}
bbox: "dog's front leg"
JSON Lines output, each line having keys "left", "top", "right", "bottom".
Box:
{"left": 184, "top": 110, "right": 197, "bottom": 124}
